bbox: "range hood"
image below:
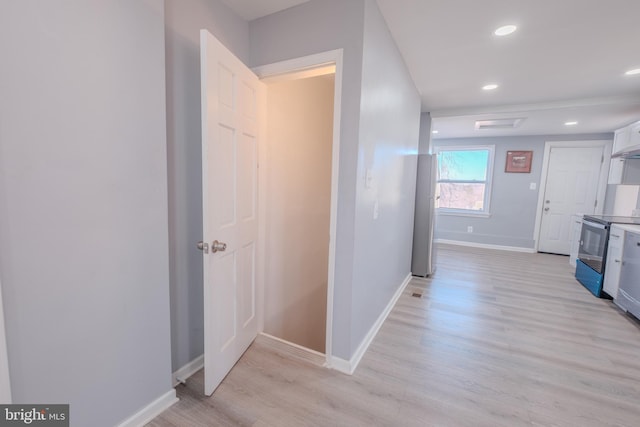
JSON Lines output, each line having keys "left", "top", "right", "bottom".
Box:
{"left": 612, "top": 145, "right": 640, "bottom": 159}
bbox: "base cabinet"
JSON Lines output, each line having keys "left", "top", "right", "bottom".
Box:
{"left": 603, "top": 226, "right": 624, "bottom": 298}
{"left": 569, "top": 215, "right": 583, "bottom": 267}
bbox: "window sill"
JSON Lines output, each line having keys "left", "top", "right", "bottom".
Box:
{"left": 437, "top": 210, "right": 492, "bottom": 218}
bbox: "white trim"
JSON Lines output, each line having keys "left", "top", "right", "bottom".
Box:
{"left": 172, "top": 354, "right": 204, "bottom": 387}
{"left": 328, "top": 356, "right": 352, "bottom": 375}
{"left": 0, "top": 276, "right": 11, "bottom": 404}
{"left": 433, "top": 145, "right": 496, "bottom": 215}
{"left": 253, "top": 49, "right": 344, "bottom": 369}
{"left": 435, "top": 238, "right": 536, "bottom": 253}
{"left": 328, "top": 274, "right": 412, "bottom": 375}
{"left": 533, "top": 139, "right": 612, "bottom": 251}
{"left": 258, "top": 333, "right": 326, "bottom": 366}
{"left": 116, "top": 389, "right": 178, "bottom": 427}
{"left": 437, "top": 211, "right": 492, "bottom": 218}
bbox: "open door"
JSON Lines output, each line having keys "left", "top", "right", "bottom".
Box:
{"left": 200, "top": 30, "right": 264, "bottom": 395}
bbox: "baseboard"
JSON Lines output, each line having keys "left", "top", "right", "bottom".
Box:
{"left": 435, "top": 239, "right": 536, "bottom": 253}
{"left": 116, "top": 389, "right": 178, "bottom": 427}
{"left": 330, "top": 273, "right": 412, "bottom": 375}
{"left": 257, "top": 333, "right": 326, "bottom": 367}
{"left": 172, "top": 354, "right": 204, "bottom": 387}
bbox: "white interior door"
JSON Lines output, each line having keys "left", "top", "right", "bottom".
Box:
{"left": 200, "top": 30, "right": 264, "bottom": 395}
{"left": 538, "top": 146, "right": 604, "bottom": 254}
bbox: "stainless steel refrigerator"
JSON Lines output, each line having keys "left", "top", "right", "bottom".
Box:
{"left": 411, "top": 154, "right": 437, "bottom": 277}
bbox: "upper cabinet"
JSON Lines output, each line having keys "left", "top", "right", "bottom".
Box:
{"left": 609, "top": 121, "right": 640, "bottom": 184}
{"left": 613, "top": 126, "right": 631, "bottom": 154}
{"left": 612, "top": 120, "right": 640, "bottom": 157}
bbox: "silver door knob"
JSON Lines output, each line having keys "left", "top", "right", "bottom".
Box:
{"left": 197, "top": 241, "right": 209, "bottom": 254}
{"left": 212, "top": 240, "right": 227, "bottom": 253}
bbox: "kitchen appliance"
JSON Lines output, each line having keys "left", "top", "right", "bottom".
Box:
{"left": 615, "top": 230, "right": 640, "bottom": 320}
{"left": 576, "top": 215, "right": 640, "bottom": 297}
{"left": 411, "top": 154, "right": 437, "bottom": 277}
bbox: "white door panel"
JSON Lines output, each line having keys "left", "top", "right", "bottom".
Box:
{"left": 538, "top": 146, "right": 603, "bottom": 254}
{"left": 200, "top": 29, "right": 263, "bottom": 395}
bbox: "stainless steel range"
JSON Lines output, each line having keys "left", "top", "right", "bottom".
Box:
{"left": 576, "top": 215, "right": 640, "bottom": 297}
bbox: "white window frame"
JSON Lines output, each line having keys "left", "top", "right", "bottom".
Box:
{"left": 434, "top": 145, "right": 495, "bottom": 217}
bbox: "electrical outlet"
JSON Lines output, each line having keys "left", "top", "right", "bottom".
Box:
{"left": 467, "top": 226, "right": 473, "bottom": 233}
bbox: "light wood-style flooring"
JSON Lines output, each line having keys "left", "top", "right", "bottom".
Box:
{"left": 148, "top": 244, "right": 640, "bottom": 426}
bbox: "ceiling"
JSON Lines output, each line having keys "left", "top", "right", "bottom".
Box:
{"left": 222, "top": 0, "right": 640, "bottom": 139}
{"left": 218, "top": 0, "right": 309, "bottom": 21}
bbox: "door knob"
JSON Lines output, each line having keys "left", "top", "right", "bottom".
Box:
{"left": 212, "top": 240, "right": 227, "bottom": 253}
{"left": 544, "top": 207, "right": 550, "bottom": 212}
{"left": 197, "top": 241, "right": 209, "bottom": 254}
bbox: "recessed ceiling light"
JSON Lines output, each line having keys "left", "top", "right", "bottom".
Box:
{"left": 432, "top": 130, "right": 439, "bottom": 134}
{"left": 482, "top": 84, "right": 499, "bottom": 91}
{"left": 494, "top": 25, "right": 517, "bottom": 36}
{"left": 565, "top": 121, "right": 578, "bottom": 126}
{"left": 625, "top": 68, "right": 640, "bottom": 76}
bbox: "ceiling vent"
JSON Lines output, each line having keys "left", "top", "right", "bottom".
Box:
{"left": 475, "top": 118, "right": 526, "bottom": 130}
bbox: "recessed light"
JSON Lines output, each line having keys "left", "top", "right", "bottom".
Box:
{"left": 432, "top": 130, "right": 439, "bottom": 134}
{"left": 483, "top": 84, "right": 499, "bottom": 91}
{"left": 494, "top": 25, "right": 517, "bottom": 36}
{"left": 625, "top": 68, "right": 640, "bottom": 76}
{"left": 565, "top": 121, "right": 578, "bottom": 126}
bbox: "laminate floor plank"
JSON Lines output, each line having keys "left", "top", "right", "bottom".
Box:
{"left": 148, "top": 244, "right": 640, "bottom": 426}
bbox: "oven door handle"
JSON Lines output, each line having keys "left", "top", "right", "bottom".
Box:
{"left": 582, "top": 219, "right": 608, "bottom": 230}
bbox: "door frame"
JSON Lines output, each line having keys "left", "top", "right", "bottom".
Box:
{"left": 253, "top": 49, "right": 343, "bottom": 365}
{"left": 0, "top": 275, "right": 12, "bottom": 403}
{"left": 533, "top": 139, "right": 612, "bottom": 251}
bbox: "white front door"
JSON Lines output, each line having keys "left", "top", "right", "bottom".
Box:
{"left": 538, "top": 146, "right": 604, "bottom": 254}
{"left": 200, "top": 30, "right": 264, "bottom": 395}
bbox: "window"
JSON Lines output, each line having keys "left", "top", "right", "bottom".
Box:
{"left": 435, "top": 145, "right": 495, "bottom": 215}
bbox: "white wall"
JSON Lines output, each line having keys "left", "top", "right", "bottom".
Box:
{"left": 0, "top": 1, "right": 173, "bottom": 425}
{"left": 164, "top": 0, "right": 250, "bottom": 373}
{"left": 264, "top": 75, "right": 334, "bottom": 353}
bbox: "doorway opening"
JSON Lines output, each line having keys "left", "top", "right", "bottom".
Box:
{"left": 255, "top": 50, "right": 343, "bottom": 361}
{"left": 261, "top": 69, "right": 334, "bottom": 355}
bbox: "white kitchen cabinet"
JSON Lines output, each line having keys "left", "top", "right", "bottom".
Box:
{"left": 603, "top": 226, "right": 624, "bottom": 298}
{"left": 569, "top": 214, "right": 583, "bottom": 267}
{"left": 608, "top": 158, "right": 625, "bottom": 184}
{"left": 629, "top": 122, "right": 640, "bottom": 147}
{"left": 613, "top": 126, "right": 631, "bottom": 154}
{"left": 608, "top": 158, "right": 640, "bottom": 185}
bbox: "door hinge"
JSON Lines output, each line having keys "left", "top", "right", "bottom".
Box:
{"left": 601, "top": 155, "right": 604, "bottom": 164}
{"left": 595, "top": 199, "right": 598, "bottom": 208}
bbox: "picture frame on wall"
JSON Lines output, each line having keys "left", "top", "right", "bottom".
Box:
{"left": 505, "top": 150, "right": 533, "bottom": 173}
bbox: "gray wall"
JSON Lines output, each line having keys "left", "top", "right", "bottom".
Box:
{"left": 0, "top": 1, "right": 173, "bottom": 426}
{"left": 250, "top": 0, "right": 365, "bottom": 359}
{"left": 419, "top": 112, "right": 433, "bottom": 154}
{"left": 433, "top": 133, "right": 613, "bottom": 249}
{"left": 350, "top": 0, "right": 421, "bottom": 356}
{"left": 164, "top": 0, "right": 249, "bottom": 373}
{"left": 250, "top": 0, "right": 421, "bottom": 360}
